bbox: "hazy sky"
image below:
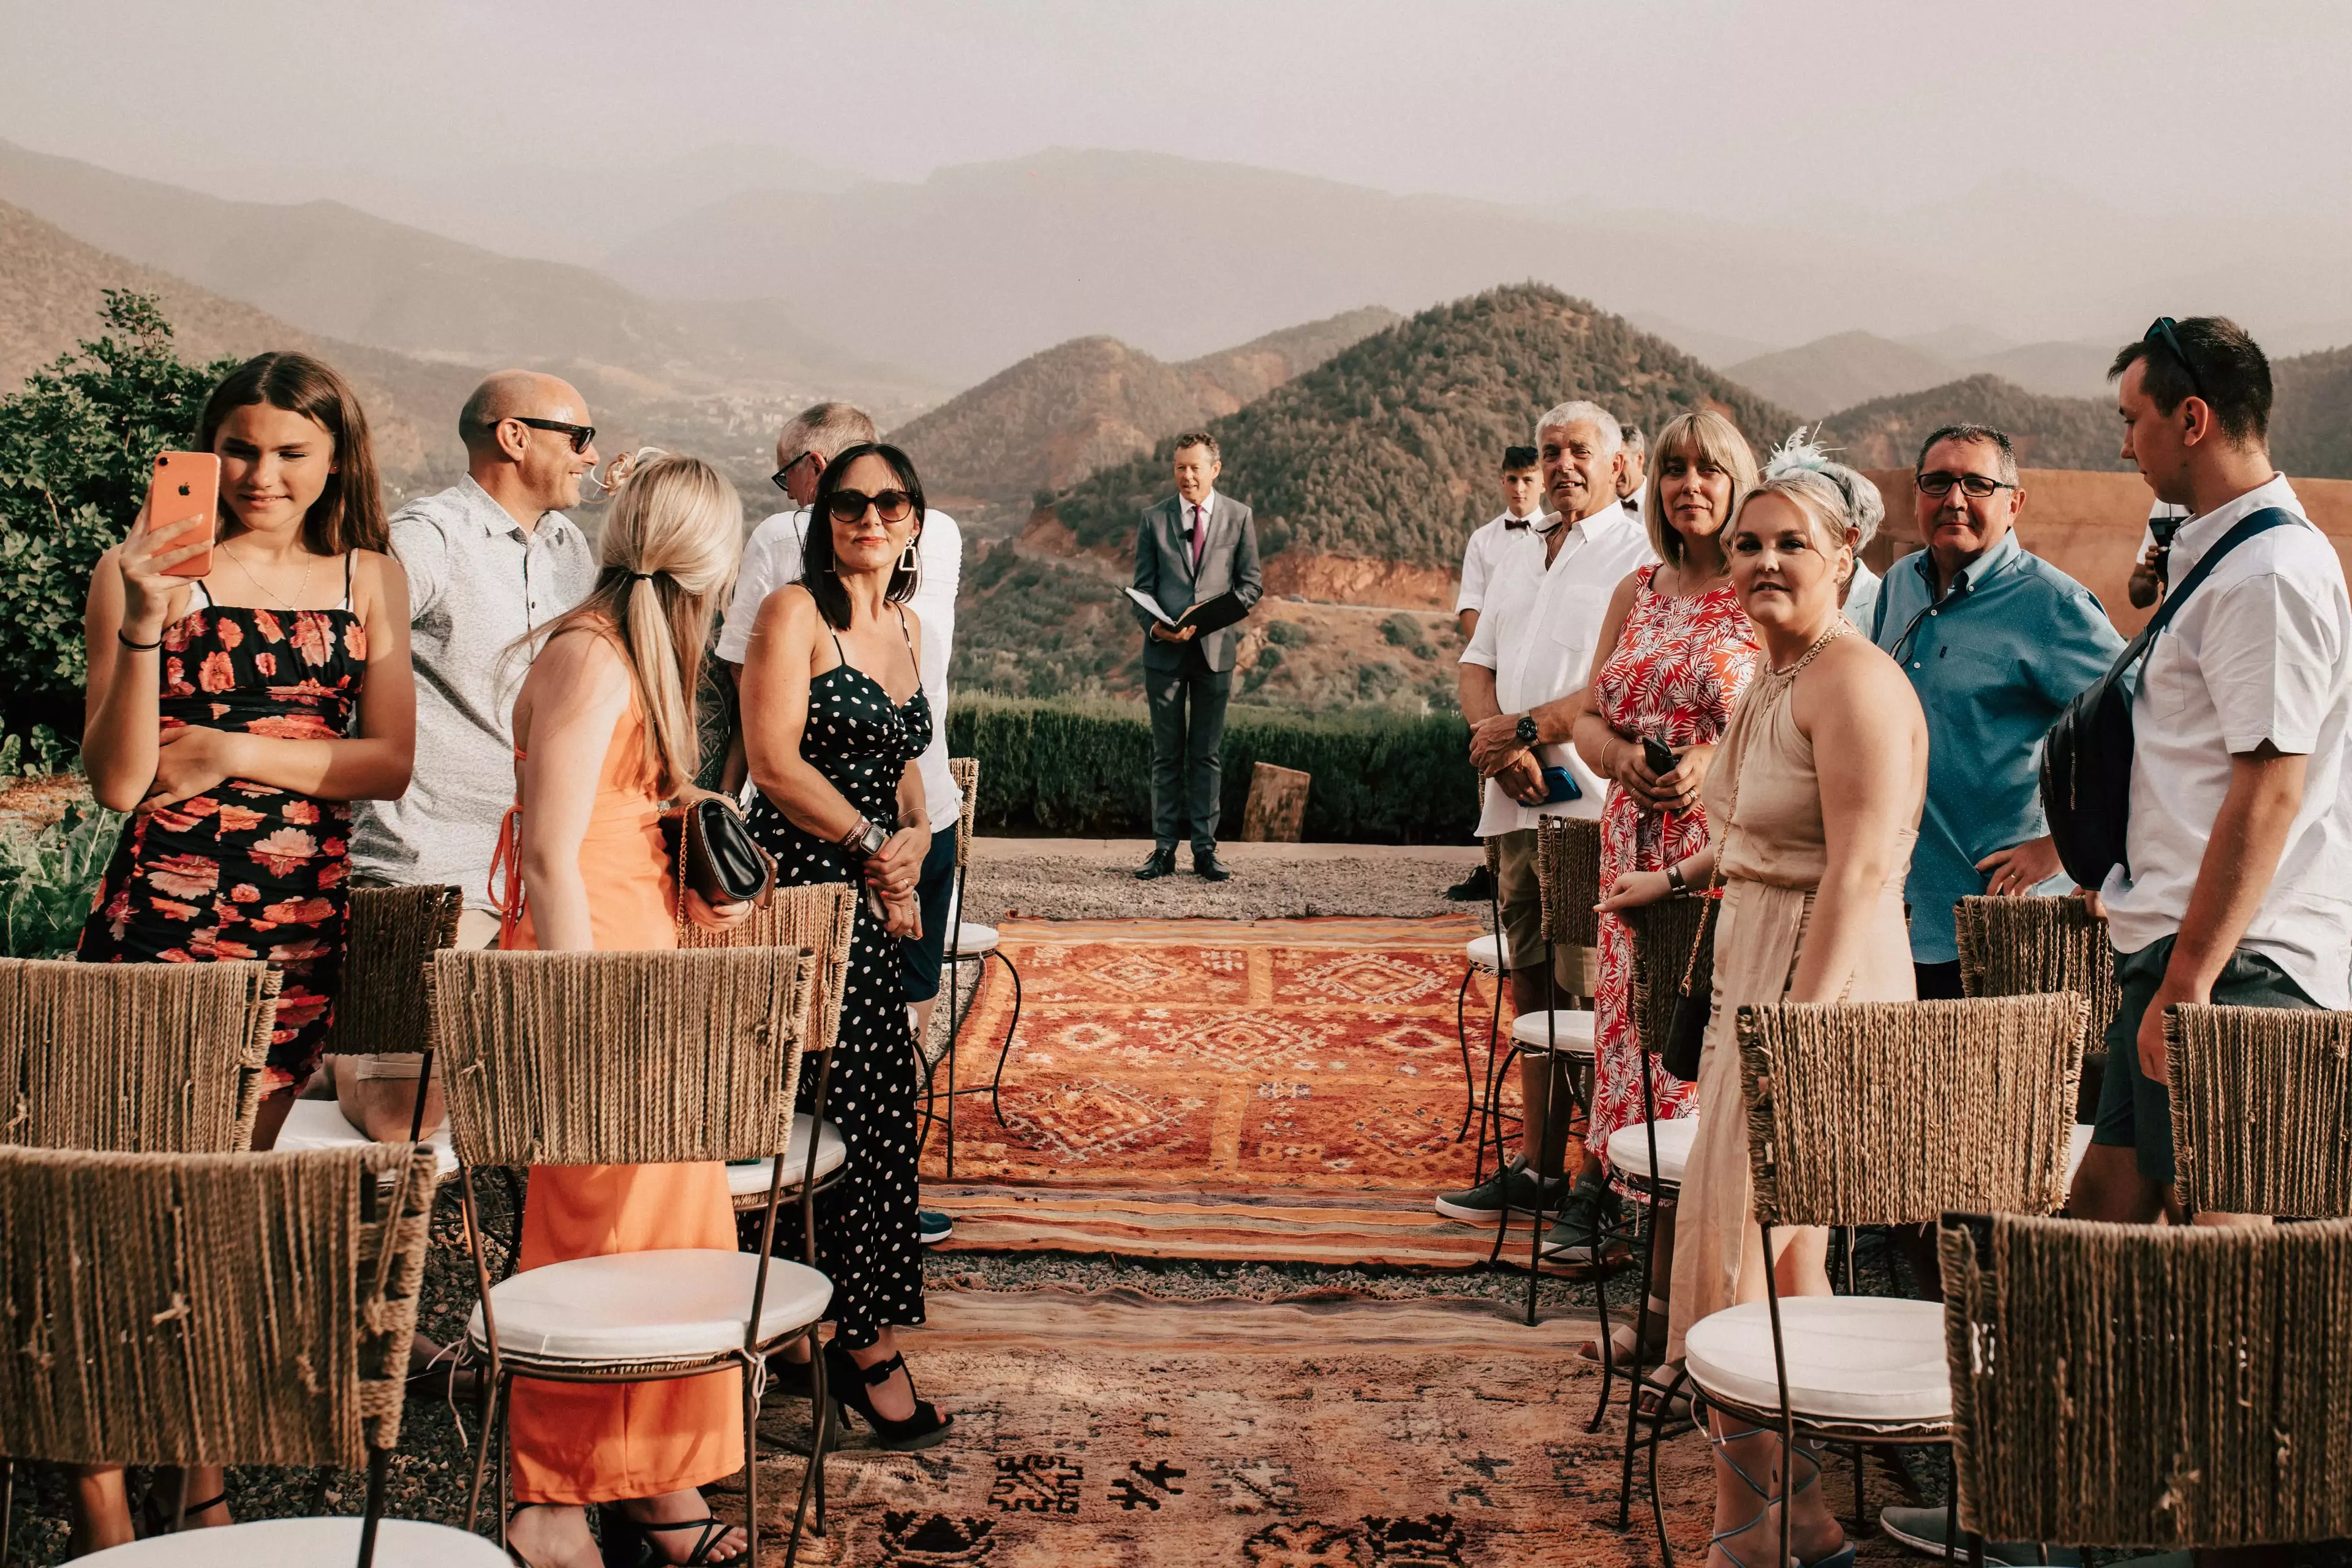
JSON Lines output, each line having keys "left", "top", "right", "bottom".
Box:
{"left": 7, "top": 0, "right": 2348, "bottom": 227}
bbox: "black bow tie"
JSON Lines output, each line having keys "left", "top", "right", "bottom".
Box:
{"left": 1504, "top": 515, "right": 1539, "bottom": 530}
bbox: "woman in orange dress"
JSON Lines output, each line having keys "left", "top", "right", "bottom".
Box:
{"left": 496, "top": 453, "right": 755, "bottom": 1568}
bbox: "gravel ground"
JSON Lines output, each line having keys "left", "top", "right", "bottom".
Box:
{"left": 964, "top": 849, "right": 1476, "bottom": 924}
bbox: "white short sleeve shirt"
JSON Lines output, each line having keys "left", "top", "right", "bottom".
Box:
{"left": 2100, "top": 475, "right": 2352, "bottom": 1008}
{"left": 717, "top": 505, "right": 965, "bottom": 834}
{"left": 1456, "top": 510, "right": 1547, "bottom": 615}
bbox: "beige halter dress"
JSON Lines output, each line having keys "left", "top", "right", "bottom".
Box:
{"left": 1665, "top": 628, "right": 1921, "bottom": 1360}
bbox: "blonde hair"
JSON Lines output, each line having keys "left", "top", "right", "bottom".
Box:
{"left": 1732, "top": 470, "right": 1858, "bottom": 585}
{"left": 1642, "top": 410, "right": 1759, "bottom": 565}
{"left": 530, "top": 453, "right": 741, "bottom": 796}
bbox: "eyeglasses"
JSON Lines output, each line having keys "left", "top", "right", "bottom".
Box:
{"left": 824, "top": 488, "right": 914, "bottom": 524}
{"left": 1916, "top": 471, "right": 2018, "bottom": 500}
{"left": 2144, "top": 316, "right": 2207, "bottom": 401}
{"left": 501, "top": 417, "right": 595, "bottom": 453}
{"left": 772, "top": 451, "right": 816, "bottom": 494}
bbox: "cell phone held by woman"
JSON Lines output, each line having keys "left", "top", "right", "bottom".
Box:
{"left": 146, "top": 451, "right": 221, "bottom": 578}
{"left": 1642, "top": 735, "right": 1678, "bottom": 777}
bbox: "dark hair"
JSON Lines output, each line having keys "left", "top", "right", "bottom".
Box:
{"left": 1172, "top": 431, "right": 1219, "bottom": 459}
{"left": 1915, "top": 423, "right": 2020, "bottom": 485}
{"left": 1501, "top": 445, "right": 1539, "bottom": 471}
{"left": 797, "top": 441, "right": 924, "bottom": 631}
{"left": 2108, "top": 315, "right": 2272, "bottom": 445}
{"left": 197, "top": 352, "right": 387, "bottom": 554}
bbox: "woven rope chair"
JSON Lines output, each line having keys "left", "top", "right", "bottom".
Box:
{"left": 1456, "top": 835, "right": 1514, "bottom": 1182}
{"left": 274, "top": 885, "right": 466, "bottom": 1173}
{"left": 0, "top": 957, "right": 279, "bottom": 1155}
{"left": 919, "top": 756, "right": 1025, "bottom": 1177}
{"left": 1680, "top": 995, "right": 2087, "bottom": 1568}
{"left": 0, "top": 1141, "right": 500, "bottom": 1567}
{"left": 684, "top": 883, "right": 859, "bottom": 1235}
{"left": 1940, "top": 1211, "right": 2352, "bottom": 1554}
{"left": 1604, "top": 892, "right": 1717, "bottom": 1541}
{"left": 428, "top": 946, "right": 831, "bottom": 1566}
{"left": 2166, "top": 1003, "right": 2352, "bottom": 1219}
{"left": 1954, "top": 894, "right": 2116, "bottom": 1121}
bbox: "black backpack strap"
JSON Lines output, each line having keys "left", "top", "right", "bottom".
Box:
{"left": 2100, "top": 505, "right": 2305, "bottom": 682}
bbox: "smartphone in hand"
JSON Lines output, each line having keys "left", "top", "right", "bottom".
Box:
{"left": 1642, "top": 736, "right": 1677, "bottom": 777}
{"left": 147, "top": 451, "right": 221, "bottom": 578}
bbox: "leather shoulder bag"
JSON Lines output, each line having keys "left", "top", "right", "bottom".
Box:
{"left": 666, "top": 794, "right": 778, "bottom": 927}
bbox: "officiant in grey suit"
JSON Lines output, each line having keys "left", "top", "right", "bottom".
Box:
{"left": 1131, "top": 431, "right": 1262, "bottom": 881}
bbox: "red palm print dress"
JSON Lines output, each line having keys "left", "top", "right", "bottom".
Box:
{"left": 1586, "top": 568, "right": 1759, "bottom": 1182}
{"left": 78, "top": 565, "right": 366, "bottom": 1094}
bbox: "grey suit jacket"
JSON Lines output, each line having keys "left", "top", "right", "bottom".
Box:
{"left": 1131, "top": 493, "right": 1263, "bottom": 673}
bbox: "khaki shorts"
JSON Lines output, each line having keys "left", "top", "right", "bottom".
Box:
{"left": 1491, "top": 829, "right": 1596, "bottom": 1001}
{"left": 342, "top": 881, "right": 500, "bottom": 1080}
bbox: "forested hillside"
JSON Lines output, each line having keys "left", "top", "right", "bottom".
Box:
{"left": 2274, "top": 345, "right": 2352, "bottom": 481}
{"left": 1819, "top": 374, "right": 2127, "bottom": 472}
{"left": 1047, "top": 285, "right": 1797, "bottom": 567}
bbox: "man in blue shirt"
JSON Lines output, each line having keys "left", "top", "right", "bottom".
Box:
{"left": 1870, "top": 423, "right": 2125, "bottom": 998}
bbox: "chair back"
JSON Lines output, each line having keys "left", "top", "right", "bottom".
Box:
{"left": 2166, "top": 1003, "right": 2352, "bottom": 1218}
{"left": 325, "top": 883, "right": 464, "bottom": 1055}
{"left": 1939, "top": 1211, "right": 2352, "bottom": 1551}
{"left": 1534, "top": 815, "right": 1603, "bottom": 949}
{"left": 677, "top": 883, "right": 857, "bottom": 1058}
{"left": 1620, "top": 894, "right": 1716, "bottom": 1062}
{"left": 0, "top": 1140, "right": 438, "bottom": 1468}
{"left": 427, "top": 948, "right": 813, "bottom": 1168}
{"left": 1735, "top": 995, "right": 2087, "bottom": 1228}
{"left": 0, "top": 958, "right": 277, "bottom": 1153}
{"left": 1954, "top": 894, "right": 2117, "bottom": 1063}
{"left": 948, "top": 756, "right": 979, "bottom": 870}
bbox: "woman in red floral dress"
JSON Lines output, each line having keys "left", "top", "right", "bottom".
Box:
{"left": 1544, "top": 412, "right": 1762, "bottom": 1333}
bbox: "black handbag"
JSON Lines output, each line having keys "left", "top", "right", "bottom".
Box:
{"left": 1661, "top": 894, "right": 1717, "bottom": 1082}
{"left": 665, "top": 794, "right": 777, "bottom": 919}
{"left": 2040, "top": 508, "right": 2299, "bottom": 890}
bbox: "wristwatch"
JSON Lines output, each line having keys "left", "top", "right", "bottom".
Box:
{"left": 1666, "top": 860, "right": 1689, "bottom": 894}
{"left": 845, "top": 817, "right": 891, "bottom": 857}
{"left": 1514, "top": 713, "right": 1540, "bottom": 748}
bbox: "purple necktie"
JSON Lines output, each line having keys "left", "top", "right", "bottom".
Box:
{"left": 1189, "top": 503, "right": 1206, "bottom": 568}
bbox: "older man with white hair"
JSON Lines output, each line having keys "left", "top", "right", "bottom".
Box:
{"left": 1436, "top": 401, "right": 1656, "bottom": 1226}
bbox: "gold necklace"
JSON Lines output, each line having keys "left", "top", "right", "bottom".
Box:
{"left": 1769, "top": 617, "right": 1847, "bottom": 677}
{"left": 217, "top": 541, "right": 316, "bottom": 612}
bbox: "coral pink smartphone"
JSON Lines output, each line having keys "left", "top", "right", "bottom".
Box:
{"left": 146, "top": 451, "right": 220, "bottom": 578}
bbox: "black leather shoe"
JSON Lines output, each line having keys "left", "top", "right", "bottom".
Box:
{"left": 1135, "top": 846, "right": 1178, "bottom": 880}
{"left": 1193, "top": 848, "right": 1233, "bottom": 882}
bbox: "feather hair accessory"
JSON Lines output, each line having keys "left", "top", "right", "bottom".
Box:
{"left": 1763, "top": 426, "right": 1839, "bottom": 480}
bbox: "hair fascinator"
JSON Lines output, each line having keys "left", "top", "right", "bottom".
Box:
{"left": 1763, "top": 426, "right": 1840, "bottom": 481}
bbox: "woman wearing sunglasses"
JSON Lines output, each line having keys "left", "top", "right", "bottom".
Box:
{"left": 737, "top": 442, "right": 952, "bottom": 1450}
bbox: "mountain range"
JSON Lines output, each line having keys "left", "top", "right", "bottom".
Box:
{"left": 1729, "top": 331, "right": 2122, "bottom": 416}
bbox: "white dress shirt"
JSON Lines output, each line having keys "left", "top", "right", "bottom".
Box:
{"left": 1460, "top": 500, "right": 1658, "bottom": 835}
{"left": 717, "top": 505, "right": 965, "bottom": 835}
{"left": 1456, "top": 508, "right": 1548, "bottom": 615}
{"left": 1844, "top": 560, "right": 1883, "bottom": 636}
{"left": 2101, "top": 474, "right": 2352, "bottom": 1009}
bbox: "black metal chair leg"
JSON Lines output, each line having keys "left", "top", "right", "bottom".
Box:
{"left": 1453, "top": 968, "right": 1478, "bottom": 1142}
{"left": 986, "top": 953, "right": 1023, "bottom": 1128}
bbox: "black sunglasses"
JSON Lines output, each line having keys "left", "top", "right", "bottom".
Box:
{"left": 825, "top": 488, "right": 915, "bottom": 525}
{"left": 1917, "top": 470, "right": 2018, "bottom": 500}
{"left": 772, "top": 450, "right": 816, "bottom": 495}
{"left": 501, "top": 416, "right": 595, "bottom": 453}
{"left": 2144, "top": 317, "right": 2207, "bottom": 401}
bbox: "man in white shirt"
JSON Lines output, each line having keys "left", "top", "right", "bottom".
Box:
{"left": 1436, "top": 402, "right": 1657, "bottom": 1224}
{"left": 718, "top": 402, "right": 965, "bottom": 1244}
{"left": 1455, "top": 445, "right": 1547, "bottom": 641}
{"left": 1616, "top": 423, "right": 1647, "bottom": 521}
{"left": 2076, "top": 317, "right": 2351, "bottom": 1227}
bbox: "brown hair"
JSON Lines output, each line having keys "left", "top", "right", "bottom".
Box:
{"left": 1643, "top": 410, "right": 1759, "bottom": 566}
{"left": 196, "top": 353, "right": 387, "bottom": 554}
{"left": 2108, "top": 315, "right": 2272, "bottom": 447}
{"left": 1171, "top": 431, "right": 1219, "bottom": 459}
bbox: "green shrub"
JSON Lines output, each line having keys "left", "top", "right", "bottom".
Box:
{"left": 1, "top": 801, "right": 123, "bottom": 958}
{"left": 1265, "top": 620, "right": 1309, "bottom": 647}
{"left": 946, "top": 695, "right": 1476, "bottom": 843}
{"left": 1380, "top": 612, "right": 1420, "bottom": 646}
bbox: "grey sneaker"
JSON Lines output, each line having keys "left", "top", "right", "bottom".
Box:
{"left": 917, "top": 1208, "right": 954, "bottom": 1245}
{"left": 1434, "top": 1159, "right": 1562, "bottom": 1221}
{"left": 1877, "top": 1505, "right": 2083, "bottom": 1566}
{"left": 1540, "top": 1172, "right": 1622, "bottom": 1262}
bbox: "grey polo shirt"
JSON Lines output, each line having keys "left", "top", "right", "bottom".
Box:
{"left": 352, "top": 477, "right": 598, "bottom": 910}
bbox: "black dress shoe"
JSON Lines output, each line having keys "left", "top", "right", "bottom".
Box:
{"left": 1445, "top": 864, "right": 1496, "bottom": 902}
{"left": 1135, "top": 846, "right": 1178, "bottom": 880}
{"left": 1193, "top": 849, "right": 1233, "bottom": 882}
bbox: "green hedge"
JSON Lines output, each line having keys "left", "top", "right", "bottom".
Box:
{"left": 946, "top": 696, "right": 1479, "bottom": 843}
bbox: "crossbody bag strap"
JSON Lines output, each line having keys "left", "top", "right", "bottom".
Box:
{"left": 2098, "top": 505, "right": 2305, "bottom": 684}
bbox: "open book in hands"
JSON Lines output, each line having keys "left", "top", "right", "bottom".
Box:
{"left": 1126, "top": 586, "right": 1252, "bottom": 636}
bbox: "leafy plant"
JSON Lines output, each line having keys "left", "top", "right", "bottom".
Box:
{"left": 0, "top": 291, "right": 238, "bottom": 736}
{"left": 0, "top": 801, "right": 123, "bottom": 958}
{"left": 1265, "top": 620, "right": 1310, "bottom": 647}
{"left": 0, "top": 725, "right": 75, "bottom": 778}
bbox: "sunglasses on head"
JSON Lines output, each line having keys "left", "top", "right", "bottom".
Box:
{"left": 502, "top": 416, "right": 595, "bottom": 453}
{"left": 825, "top": 488, "right": 915, "bottom": 525}
{"left": 2144, "top": 316, "right": 2207, "bottom": 401}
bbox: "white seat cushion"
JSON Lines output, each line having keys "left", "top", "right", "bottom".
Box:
{"left": 1510, "top": 1009, "right": 1596, "bottom": 1055}
{"left": 85, "top": 1516, "right": 509, "bottom": 1564}
{"left": 1465, "top": 933, "right": 1510, "bottom": 972}
{"left": 725, "top": 1115, "right": 847, "bottom": 1200}
{"left": 467, "top": 1249, "right": 831, "bottom": 1366}
{"left": 1605, "top": 1115, "right": 1699, "bottom": 1186}
{"left": 953, "top": 922, "right": 999, "bottom": 956}
{"left": 2067, "top": 1121, "right": 2094, "bottom": 1185}
{"left": 272, "top": 1096, "right": 456, "bottom": 1177}
{"left": 1685, "top": 1296, "right": 1950, "bottom": 1428}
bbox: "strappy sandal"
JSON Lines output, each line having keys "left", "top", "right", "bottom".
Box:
{"left": 597, "top": 1504, "right": 751, "bottom": 1567}
{"left": 1703, "top": 1424, "right": 1853, "bottom": 1568}
{"left": 137, "top": 1482, "right": 228, "bottom": 1536}
{"left": 824, "top": 1342, "right": 954, "bottom": 1452}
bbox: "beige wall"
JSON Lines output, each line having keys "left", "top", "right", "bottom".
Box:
{"left": 1861, "top": 468, "right": 2352, "bottom": 636}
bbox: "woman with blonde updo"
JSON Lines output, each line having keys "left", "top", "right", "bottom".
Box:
{"left": 494, "top": 451, "right": 757, "bottom": 1568}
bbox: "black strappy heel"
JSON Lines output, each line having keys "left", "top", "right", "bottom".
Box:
{"left": 137, "top": 1482, "right": 227, "bottom": 1536}
{"left": 823, "top": 1341, "right": 954, "bottom": 1452}
{"left": 595, "top": 1503, "right": 751, "bottom": 1567}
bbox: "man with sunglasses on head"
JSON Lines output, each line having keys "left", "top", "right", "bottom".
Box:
{"left": 717, "top": 401, "right": 966, "bottom": 1246}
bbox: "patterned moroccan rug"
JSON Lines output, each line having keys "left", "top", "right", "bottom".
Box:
{"left": 918, "top": 916, "right": 1543, "bottom": 1265}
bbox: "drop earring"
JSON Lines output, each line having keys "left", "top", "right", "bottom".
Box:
{"left": 899, "top": 542, "right": 919, "bottom": 574}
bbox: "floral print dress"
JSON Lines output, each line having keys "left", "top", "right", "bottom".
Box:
{"left": 1585, "top": 568, "right": 1759, "bottom": 1184}
{"left": 78, "top": 563, "right": 368, "bottom": 1093}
